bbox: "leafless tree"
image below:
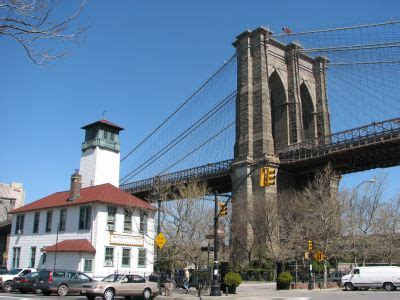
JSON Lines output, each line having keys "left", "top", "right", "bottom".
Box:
{"left": 1, "top": 0, "right": 87, "bottom": 64}
{"left": 150, "top": 181, "right": 213, "bottom": 270}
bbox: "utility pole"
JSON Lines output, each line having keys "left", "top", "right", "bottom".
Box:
{"left": 210, "top": 192, "right": 222, "bottom": 296}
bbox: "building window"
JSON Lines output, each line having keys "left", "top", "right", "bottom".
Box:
{"left": 110, "top": 132, "right": 115, "bottom": 141}
{"left": 15, "top": 214, "right": 25, "bottom": 234}
{"left": 12, "top": 247, "right": 21, "bottom": 268}
{"left": 59, "top": 208, "right": 67, "bottom": 232}
{"left": 124, "top": 209, "right": 132, "bottom": 232}
{"left": 104, "top": 247, "right": 114, "bottom": 267}
{"left": 79, "top": 206, "right": 91, "bottom": 230}
{"left": 103, "top": 130, "right": 108, "bottom": 140}
{"left": 41, "top": 253, "right": 47, "bottom": 267}
{"left": 122, "top": 248, "right": 130, "bottom": 267}
{"left": 107, "top": 206, "right": 116, "bottom": 231}
{"left": 45, "top": 211, "right": 53, "bottom": 232}
{"left": 138, "top": 249, "right": 146, "bottom": 268}
{"left": 139, "top": 212, "right": 147, "bottom": 234}
{"left": 83, "top": 259, "right": 93, "bottom": 272}
{"left": 30, "top": 247, "right": 36, "bottom": 268}
{"left": 33, "top": 212, "right": 40, "bottom": 234}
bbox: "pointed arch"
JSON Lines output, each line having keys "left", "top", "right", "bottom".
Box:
{"left": 300, "top": 83, "right": 316, "bottom": 140}
{"left": 269, "top": 71, "right": 289, "bottom": 149}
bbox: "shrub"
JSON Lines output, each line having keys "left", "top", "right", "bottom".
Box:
{"left": 277, "top": 272, "right": 293, "bottom": 290}
{"left": 223, "top": 272, "right": 242, "bottom": 287}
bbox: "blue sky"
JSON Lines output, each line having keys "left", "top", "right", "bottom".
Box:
{"left": 1, "top": 0, "right": 399, "bottom": 203}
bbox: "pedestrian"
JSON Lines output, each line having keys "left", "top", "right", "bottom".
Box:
{"left": 183, "top": 267, "right": 190, "bottom": 294}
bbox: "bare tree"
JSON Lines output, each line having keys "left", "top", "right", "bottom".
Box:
{"left": 1, "top": 0, "right": 87, "bottom": 64}
{"left": 153, "top": 181, "right": 213, "bottom": 270}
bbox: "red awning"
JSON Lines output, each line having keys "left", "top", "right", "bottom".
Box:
{"left": 44, "top": 239, "right": 96, "bottom": 253}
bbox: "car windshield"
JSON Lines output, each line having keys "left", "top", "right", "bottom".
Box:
{"left": 102, "top": 274, "right": 124, "bottom": 282}
{"left": 8, "top": 269, "right": 22, "bottom": 275}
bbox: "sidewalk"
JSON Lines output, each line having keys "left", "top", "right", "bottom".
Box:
{"left": 156, "top": 282, "right": 340, "bottom": 299}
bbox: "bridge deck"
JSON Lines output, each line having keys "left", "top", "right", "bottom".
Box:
{"left": 121, "top": 118, "right": 400, "bottom": 196}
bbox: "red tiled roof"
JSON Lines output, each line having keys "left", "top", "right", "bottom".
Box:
{"left": 12, "top": 183, "right": 156, "bottom": 213}
{"left": 44, "top": 239, "right": 96, "bottom": 253}
{"left": 81, "top": 119, "right": 124, "bottom": 131}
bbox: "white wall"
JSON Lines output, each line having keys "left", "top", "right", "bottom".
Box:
{"left": 80, "top": 147, "right": 120, "bottom": 188}
{"left": 8, "top": 202, "right": 155, "bottom": 279}
{"left": 93, "top": 204, "right": 155, "bottom": 278}
{"left": 8, "top": 205, "right": 93, "bottom": 270}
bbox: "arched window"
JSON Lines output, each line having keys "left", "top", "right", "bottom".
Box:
{"left": 269, "top": 71, "right": 289, "bottom": 148}
{"left": 300, "top": 83, "right": 316, "bottom": 140}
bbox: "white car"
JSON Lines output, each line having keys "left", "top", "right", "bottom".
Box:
{"left": 0, "top": 268, "right": 37, "bottom": 293}
{"left": 341, "top": 266, "right": 400, "bottom": 291}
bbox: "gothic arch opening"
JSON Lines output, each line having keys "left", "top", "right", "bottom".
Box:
{"left": 300, "top": 83, "right": 316, "bottom": 140}
{"left": 269, "top": 71, "right": 288, "bottom": 149}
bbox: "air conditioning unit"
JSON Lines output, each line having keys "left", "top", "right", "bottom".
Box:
{"left": 107, "top": 225, "right": 115, "bottom": 231}
{"left": 17, "top": 229, "right": 22, "bottom": 235}
{"left": 104, "top": 260, "right": 113, "bottom": 267}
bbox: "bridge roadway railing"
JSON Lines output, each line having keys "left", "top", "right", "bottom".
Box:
{"left": 120, "top": 159, "right": 233, "bottom": 194}
{"left": 277, "top": 117, "right": 400, "bottom": 163}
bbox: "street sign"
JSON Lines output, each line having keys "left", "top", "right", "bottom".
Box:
{"left": 155, "top": 232, "right": 167, "bottom": 249}
{"left": 200, "top": 246, "right": 214, "bottom": 252}
{"left": 314, "top": 250, "right": 326, "bottom": 261}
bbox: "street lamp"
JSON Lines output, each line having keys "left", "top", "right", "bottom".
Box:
{"left": 349, "top": 177, "right": 376, "bottom": 267}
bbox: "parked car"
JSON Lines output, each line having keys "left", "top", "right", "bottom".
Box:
{"left": 341, "top": 266, "right": 400, "bottom": 291}
{"left": 0, "top": 268, "right": 36, "bottom": 293}
{"left": 12, "top": 272, "right": 40, "bottom": 294}
{"left": 80, "top": 274, "right": 158, "bottom": 300}
{"left": 36, "top": 269, "right": 92, "bottom": 296}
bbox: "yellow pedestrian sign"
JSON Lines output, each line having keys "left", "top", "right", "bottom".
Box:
{"left": 155, "top": 233, "right": 167, "bottom": 249}
{"left": 314, "top": 250, "right": 326, "bottom": 261}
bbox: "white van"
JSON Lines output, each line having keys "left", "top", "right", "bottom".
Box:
{"left": 341, "top": 266, "right": 400, "bottom": 291}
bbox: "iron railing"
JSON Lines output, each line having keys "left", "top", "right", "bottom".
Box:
{"left": 278, "top": 117, "right": 400, "bottom": 163}
{"left": 120, "top": 159, "right": 233, "bottom": 193}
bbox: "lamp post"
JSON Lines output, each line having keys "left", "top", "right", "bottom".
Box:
{"left": 210, "top": 192, "right": 222, "bottom": 296}
{"left": 349, "top": 178, "right": 376, "bottom": 267}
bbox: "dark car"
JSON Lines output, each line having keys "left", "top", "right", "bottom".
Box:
{"left": 36, "top": 270, "right": 92, "bottom": 296}
{"left": 0, "top": 267, "right": 7, "bottom": 275}
{"left": 12, "top": 272, "right": 40, "bottom": 294}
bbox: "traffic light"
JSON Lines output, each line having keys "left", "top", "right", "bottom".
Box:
{"left": 219, "top": 202, "right": 228, "bottom": 216}
{"left": 266, "top": 167, "right": 276, "bottom": 186}
{"left": 308, "top": 240, "right": 313, "bottom": 251}
{"left": 259, "top": 167, "right": 266, "bottom": 186}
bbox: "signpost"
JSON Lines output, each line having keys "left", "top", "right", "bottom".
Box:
{"left": 314, "top": 250, "right": 326, "bottom": 262}
{"left": 155, "top": 232, "right": 167, "bottom": 249}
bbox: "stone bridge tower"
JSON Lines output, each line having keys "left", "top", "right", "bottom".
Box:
{"left": 231, "top": 27, "right": 333, "bottom": 263}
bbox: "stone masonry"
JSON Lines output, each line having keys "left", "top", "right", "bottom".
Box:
{"left": 230, "top": 27, "right": 334, "bottom": 264}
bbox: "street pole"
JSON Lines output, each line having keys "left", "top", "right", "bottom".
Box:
{"left": 157, "top": 199, "right": 161, "bottom": 271}
{"left": 210, "top": 192, "right": 222, "bottom": 296}
{"left": 308, "top": 259, "right": 313, "bottom": 290}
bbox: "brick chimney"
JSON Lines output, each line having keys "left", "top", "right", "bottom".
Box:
{"left": 69, "top": 170, "right": 82, "bottom": 201}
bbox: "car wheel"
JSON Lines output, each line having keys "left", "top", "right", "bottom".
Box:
{"left": 103, "top": 288, "right": 115, "bottom": 300}
{"left": 384, "top": 282, "right": 395, "bottom": 291}
{"left": 3, "top": 281, "right": 13, "bottom": 293}
{"left": 57, "top": 284, "right": 69, "bottom": 296}
{"left": 344, "top": 282, "right": 355, "bottom": 291}
{"left": 143, "top": 288, "right": 152, "bottom": 300}
{"left": 35, "top": 288, "right": 43, "bottom": 294}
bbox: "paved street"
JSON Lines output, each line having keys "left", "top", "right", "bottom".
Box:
{"left": 2, "top": 282, "right": 400, "bottom": 300}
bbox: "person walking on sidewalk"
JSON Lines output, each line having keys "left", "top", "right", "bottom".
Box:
{"left": 183, "top": 268, "right": 190, "bottom": 294}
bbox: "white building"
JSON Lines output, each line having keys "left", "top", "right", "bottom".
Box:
{"left": 7, "top": 119, "right": 156, "bottom": 278}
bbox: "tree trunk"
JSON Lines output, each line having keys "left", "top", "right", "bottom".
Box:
{"left": 323, "top": 261, "right": 328, "bottom": 289}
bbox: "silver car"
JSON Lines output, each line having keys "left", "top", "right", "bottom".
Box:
{"left": 81, "top": 274, "right": 158, "bottom": 300}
